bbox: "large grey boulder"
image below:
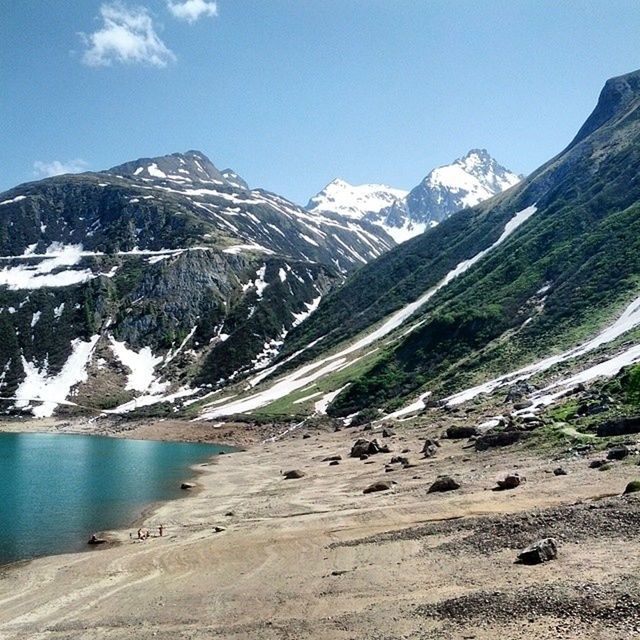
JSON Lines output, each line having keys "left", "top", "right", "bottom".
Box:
{"left": 427, "top": 475, "right": 460, "bottom": 493}
{"left": 516, "top": 538, "right": 558, "bottom": 564}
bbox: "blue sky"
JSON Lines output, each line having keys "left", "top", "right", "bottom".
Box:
{"left": 2, "top": 1, "right": 640, "bottom": 204}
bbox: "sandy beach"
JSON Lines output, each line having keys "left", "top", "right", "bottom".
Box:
{"left": 1, "top": 420, "right": 639, "bottom": 639}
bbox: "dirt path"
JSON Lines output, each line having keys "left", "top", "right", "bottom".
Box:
{"left": 1, "top": 423, "right": 639, "bottom": 639}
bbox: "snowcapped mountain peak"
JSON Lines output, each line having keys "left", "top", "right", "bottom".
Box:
{"left": 306, "top": 179, "right": 408, "bottom": 220}
{"left": 411, "top": 149, "right": 521, "bottom": 223}
{"left": 306, "top": 150, "right": 522, "bottom": 244}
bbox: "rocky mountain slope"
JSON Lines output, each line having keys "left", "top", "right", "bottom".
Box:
{"left": 306, "top": 149, "right": 520, "bottom": 243}
{"left": 202, "top": 68, "right": 640, "bottom": 423}
{"left": 0, "top": 151, "right": 396, "bottom": 417}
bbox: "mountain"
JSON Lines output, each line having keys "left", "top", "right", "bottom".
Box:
{"left": 0, "top": 151, "right": 395, "bottom": 417}
{"left": 306, "top": 150, "right": 520, "bottom": 243}
{"left": 306, "top": 179, "right": 407, "bottom": 221}
{"left": 199, "top": 69, "right": 640, "bottom": 423}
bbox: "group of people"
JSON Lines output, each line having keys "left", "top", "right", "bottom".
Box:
{"left": 133, "top": 524, "right": 164, "bottom": 540}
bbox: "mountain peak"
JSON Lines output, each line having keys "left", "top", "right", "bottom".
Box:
{"left": 107, "top": 150, "right": 231, "bottom": 185}
{"left": 569, "top": 68, "right": 640, "bottom": 149}
{"left": 306, "top": 179, "right": 407, "bottom": 220}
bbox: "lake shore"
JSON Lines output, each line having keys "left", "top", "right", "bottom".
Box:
{"left": 1, "top": 418, "right": 639, "bottom": 639}
{"left": 0, "top": 415, "right": 283, "bottom": 448}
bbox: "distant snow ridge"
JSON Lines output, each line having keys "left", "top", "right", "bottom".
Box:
{"left": 306, "top": 149, "right": 521, "bottom": 244}
{"left": 306, "top": 179, "right": 408, "bottom": 220}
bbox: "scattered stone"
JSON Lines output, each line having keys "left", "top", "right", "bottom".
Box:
{"left": 607, "top": 445, "right": 630, "bottom": 460}
{"left": 495, "top": 474, "right": 523, "bottom": 491}
{"left": 329, "top": 460, "right": 340, "bottom": 466}
{"left": 330, "top": 569, "right": 349, "bottom": 576}
{"left": 513, "top": 400, "right": 533, "bottom": 410}
{"left": 589, "top": 459, "right": 608, "bottom": 469}
{"left": 322, "top": 455, "right": 342, "bottom": 462}
{"left": 302, "top": 434, "right": 311, "bottom": 439}
{"left": 283, "top": 469, "right": 305, "bottom": 479}
{"left": 421, "top": 438, "right": 440, "bottom": 456}
{"left": 445, "top": 425, "right": 478, "bottom": 439}
{"left": 516, "top": 537, "right": 558, "bottom": 564}
{"left": 598, "top": 462, "right": 614, "bottom": 472}
{"left": 402, "top": 448, "right": 411, "bottom": 453}
{"left": 623, "top": 480, "right": 640, "bottom": 494}
{"left": 181, "top": 482, "right": 196, "bottom": 490}
{"left": 428, "top": 475, "right": 460, "bottom": 493}
{"left": 390, "top": 456, "right": 410, "bottom": 466}
{"left": 363, "top": 481, "right": 393, "bottom": 494}
{"left": 382, "top": 428, "right": 396, "bottom": 438}
{"left": 553, "top": 467, "right": 568, "bottom": 476}
{"left": 213, "top": 526, "right": 226, "bottom": 533}
{"left": 225, "top": 512, "right": 234, "bottom": 517}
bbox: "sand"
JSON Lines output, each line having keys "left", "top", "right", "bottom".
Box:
{"left": 1, "top": 421, "right": 639, "bottom": 639}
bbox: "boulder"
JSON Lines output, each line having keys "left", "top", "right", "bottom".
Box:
{"left": 302, "top": 433, "right": 312, "bottom": 439}
{"left": 475, "top": 431, "right": 528, "bottom": 451}
{"left": 428, "top": 475, "right": 460, "bottom": 493}
{"left": 322, "top": 455, "right": 342, "bottom": 462}
{"left": 363, "top": 481, "right": 393, "bottom": 494}
{"left": 329, "top": 460, "right": 340, "bottom": 466}
{"left": 423, "top": 445, "right": 438, "bottom": 458}
{"left": 382, "top": 428, "right": 396, "bottom": 438}
{"left": 350, "top": 438, "right": 388, "bottom": 457}
{"left": 421, "top": 438, "right": 441, "bottom": 459}
{"left": 623, "top": 480, "right": 640, "bottom": 494}
{"left": 513, "top": 400, "right": 533, "bottom": 410}
{"left": 589, "top": 459, "right": 607, "bottom": 469}
{"left": 553, "top": 467, "right": 568, "bottom": 476}
{"left": 390, "top": 456, "right": 410, "bottom": 466}
{"left": 283, "top": 469, "right": 305, "bottom": 479}
{"left": 181, "top": 482, "right": 196, "bottom": 490}
{"left": 607, "top": 445, "right": 630, "bottom": 460}
{"left": 596, "top": 416, "right": 640, "bottom": 437}
{"left": 516, "top": 538, "right": 558, "bottom": 565}
{"left": 445, "top": 425, "right": 478, "bottom": 439}
{"left": 496, "top": 474, "right": 523, "bottom": 490}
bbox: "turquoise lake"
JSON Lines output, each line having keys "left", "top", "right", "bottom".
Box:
{"left": 0, "top": 432, "right": 230, "bottom": 565}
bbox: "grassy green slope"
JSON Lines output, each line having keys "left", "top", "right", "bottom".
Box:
{"left": 324, "top": 69, "right": 640, "bottom": 415}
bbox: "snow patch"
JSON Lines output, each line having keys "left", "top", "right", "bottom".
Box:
{"left": 14, "top": 336, "right": 99, "bottom": 418}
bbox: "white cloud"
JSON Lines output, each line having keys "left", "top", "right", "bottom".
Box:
{"left": 167, "top": 0, "right": 218, "bottom": 23}
{"left": 33, "top": 159, "right": 89, "bottom": 178}
{"left": 81, "top": 2, "right": 176, "bottom": 67}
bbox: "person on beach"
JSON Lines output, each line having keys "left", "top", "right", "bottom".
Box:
{"left": 137, "top": 528, "right": 143, "bottom": 540}
{"left": 159, "top": 524, "right": 164, "bottom": 537}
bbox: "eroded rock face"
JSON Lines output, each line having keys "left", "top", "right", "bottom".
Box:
{"left": 516, "top": 538, "right": 558, "bottom": 565}
{"left": 428, "top": 476, "right": 460, "bottom": 493}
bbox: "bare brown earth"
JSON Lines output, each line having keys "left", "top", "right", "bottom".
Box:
{"left": 0, "top": 419, "right": 639, "bottom": 639}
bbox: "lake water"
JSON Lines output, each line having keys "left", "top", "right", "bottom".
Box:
{"left": 0, "top": 432, "right": 230, "bottom": 565}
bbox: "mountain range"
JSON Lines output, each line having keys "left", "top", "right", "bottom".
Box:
{"left": 3, "top": 69, "right": 640, "bottom": 425}
{"left": 306, "top": 149, "right": 520, "bottom": 242}
{"left": 194, "top": 68, "right": 640, "bottom": 424}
